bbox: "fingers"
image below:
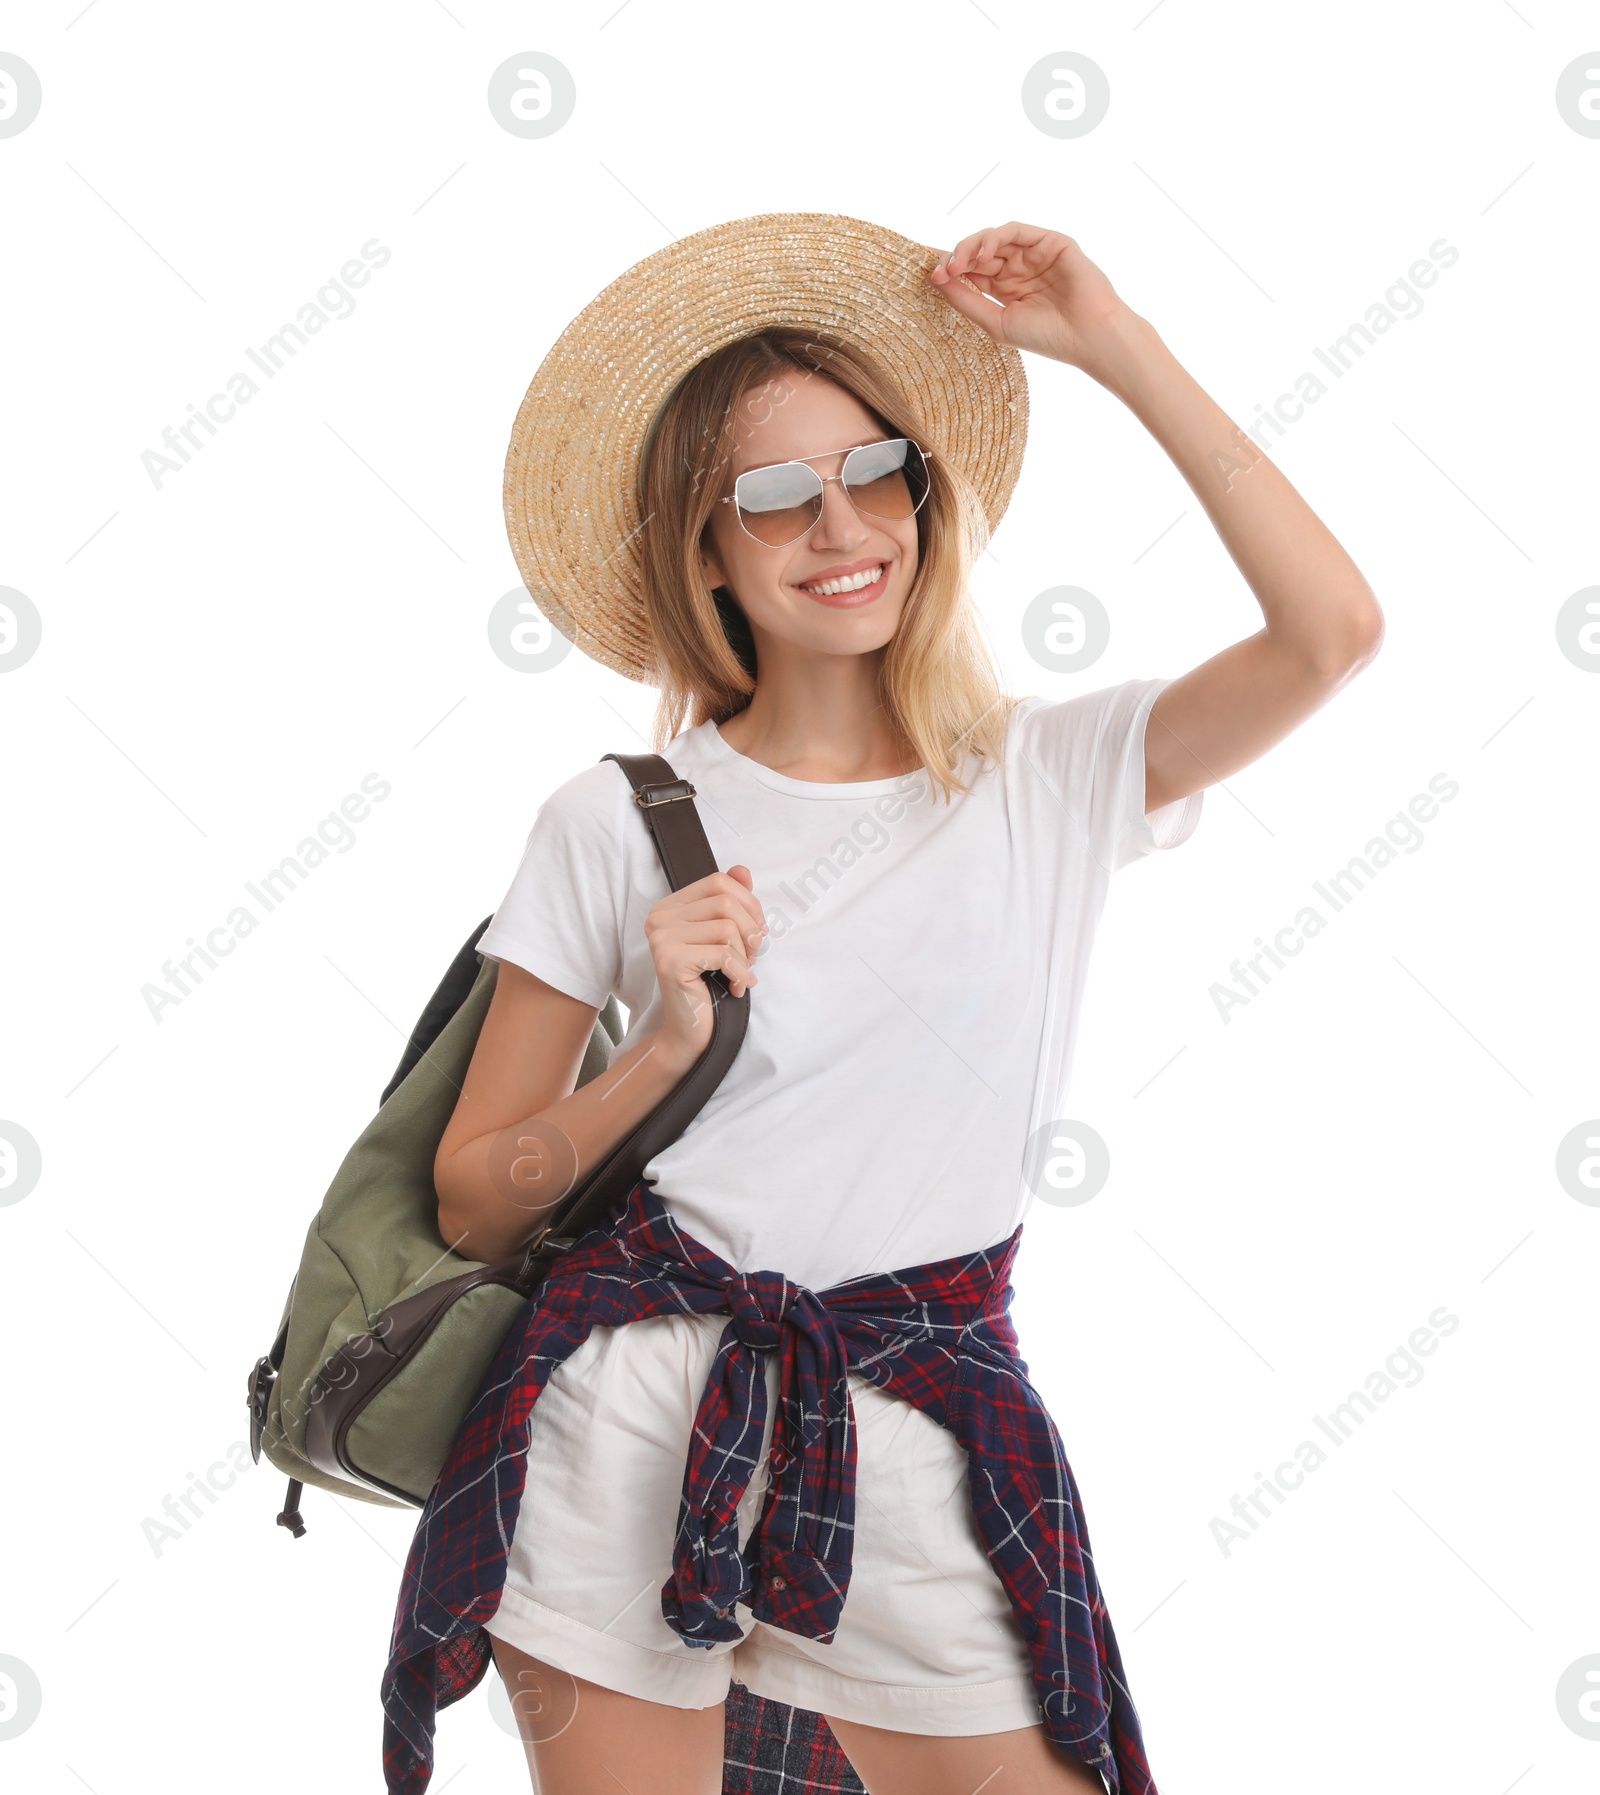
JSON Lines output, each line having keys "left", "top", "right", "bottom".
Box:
{"left": 937, "top": 225, "right": 1006, "bottom": 280}
{"left": 926, "top": 264, "right": 1003, "bottom": 334}
{"left": 661, "top": 893, "right": 768, "bottom": 948}
{"left": 723, "top": 865, "right": 766, "bottom": 944}
{"left": 653, "top": 907, "right": 767, "bottom": 994}
{"left": 647, "top": 868, "right": 768, "bottom": 1007}
{"left": 657, "top": 921, "right": 760, "bottom": 997}
{"left": 699, "top": 939, "right": 758, "bottom": 999}
{"left": 668, "top": 940, "right": 761, "bottom": 1012}
{"left": 657, "top": 869, "right": 767, "bottom": 941}
{"left": 935, "top": 220, "right": 1057, "bottom": 282}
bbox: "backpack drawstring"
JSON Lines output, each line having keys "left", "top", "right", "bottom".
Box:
{"left": 276, "top": 1478, "right": 306, "bottom": 1538}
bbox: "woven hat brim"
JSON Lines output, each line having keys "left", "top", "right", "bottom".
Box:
{"left": 503, "top": 211, "right": 1029, "bottom": 683}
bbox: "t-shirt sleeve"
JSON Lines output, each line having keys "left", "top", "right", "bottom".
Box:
{"left": 474, "top": 763, "right": 628, "bottom": 1008}
{"left": 1017, "top": 675, "right": 1204, "bottom": 874}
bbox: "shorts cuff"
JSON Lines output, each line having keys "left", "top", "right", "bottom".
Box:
{"left": 733, "top": 1640, "right": 1043, "bottom": 1737}
{"left": 485, "top": 1579, "right": 735, "bottom": 1711}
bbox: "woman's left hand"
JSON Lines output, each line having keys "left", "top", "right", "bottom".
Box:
{"left": 928, "top": 223, "right": 1132, "bottom": 375}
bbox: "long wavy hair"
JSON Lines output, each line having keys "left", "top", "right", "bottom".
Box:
{"left": 635, "top": 328, "right": 1017, "bottom": 801}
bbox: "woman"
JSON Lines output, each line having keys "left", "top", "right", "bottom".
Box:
{"left": 383, "top": 215, "right": 1382, "bottom": 1795}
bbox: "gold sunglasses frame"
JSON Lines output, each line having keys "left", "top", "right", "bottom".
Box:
{"left": 716, "top": 437, "right": 935, "bottom": 547}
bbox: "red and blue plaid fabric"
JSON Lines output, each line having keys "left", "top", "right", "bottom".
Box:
{"left": 723, "top": 1682, "right": 868, "bottom": 1793}
{"left": 381, "top": 1181, "right": 1160, "bottom": 1795}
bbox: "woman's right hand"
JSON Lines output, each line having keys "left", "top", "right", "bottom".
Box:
{"left": 645, "top": 865, "right": 767, "bottom": 1064}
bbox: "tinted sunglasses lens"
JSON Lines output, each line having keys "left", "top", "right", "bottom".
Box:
{"left": 842, "top": 439, "right": 927, "bottom": 519}
{"left": 734, "top": 462, "right": 824, "bottom": 545}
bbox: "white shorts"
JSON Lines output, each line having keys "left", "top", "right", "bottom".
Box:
{"left": 482, "top": 1310, "right": 1042, "bottom": 1736}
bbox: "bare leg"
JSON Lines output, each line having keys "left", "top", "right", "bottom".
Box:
{"left": 822, "top": 1713, "right": 1108, "bottom": 1795}
{"left": 489, "top": 1633, "right": 725, "bottom": 1794}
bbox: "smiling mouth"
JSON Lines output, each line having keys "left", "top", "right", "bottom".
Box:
{"left": 797, "top": 562, "right": 888, "bottom": 602}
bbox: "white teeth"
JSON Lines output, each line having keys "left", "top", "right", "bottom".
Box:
{"left": 801, "top": 564, "right": 884, "bottom": 597}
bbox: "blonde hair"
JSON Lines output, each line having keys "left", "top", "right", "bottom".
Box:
{"left": 635, "top": 328, "right": 1017, "bottom": 801}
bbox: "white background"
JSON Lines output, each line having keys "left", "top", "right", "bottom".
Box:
{"left": 2, "top": 3, "right": 1596, "bottom": 1792}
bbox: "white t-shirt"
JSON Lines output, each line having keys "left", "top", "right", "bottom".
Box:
{"left": 476, "top": 677, "right": 1202, "bottom": 1292}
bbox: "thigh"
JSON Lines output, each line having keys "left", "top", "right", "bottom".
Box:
{"left": 490, "top": 1634, "right": 725, "bottom": 1795}
{"left": 822, "top": 1713, "right": 1107, "bottom": 1795}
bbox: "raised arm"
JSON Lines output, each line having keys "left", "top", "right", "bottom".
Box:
{"left": 929, "top": 222, "right": 1384, "bottom": 815}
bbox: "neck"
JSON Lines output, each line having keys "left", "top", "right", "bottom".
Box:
{"left": 717, "top": 640, "right": 920, "bottom": 783}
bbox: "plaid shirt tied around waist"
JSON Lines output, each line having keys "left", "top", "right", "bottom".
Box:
{"left": 382, "top": 1182, "right": 1160, "bottom": 1795}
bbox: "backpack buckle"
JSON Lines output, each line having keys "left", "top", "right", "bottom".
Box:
{"left": 246, "top": 1354, "right": 277, "bottom": 1463}
{"left": 514, "top": 1230, "right": 577, "bottom": 1291}
{"left": 634, "top": 779, "right": 696, "bottom": 808}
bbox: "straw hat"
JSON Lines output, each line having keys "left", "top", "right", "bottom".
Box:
{"left": 502, "top": 211, "right": 1030, "bottom": 683}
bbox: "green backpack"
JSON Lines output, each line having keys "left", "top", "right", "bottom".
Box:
{"left": 245, "top": 753, "right": 747, "bottom": 1534}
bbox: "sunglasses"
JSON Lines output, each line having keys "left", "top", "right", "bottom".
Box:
{"left": 717, "top": 437, "right": 933, "bottom": 548}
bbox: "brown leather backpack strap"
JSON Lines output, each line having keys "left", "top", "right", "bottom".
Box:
{"left": 600, "top": 752, "right": 720, "bottom": 890}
